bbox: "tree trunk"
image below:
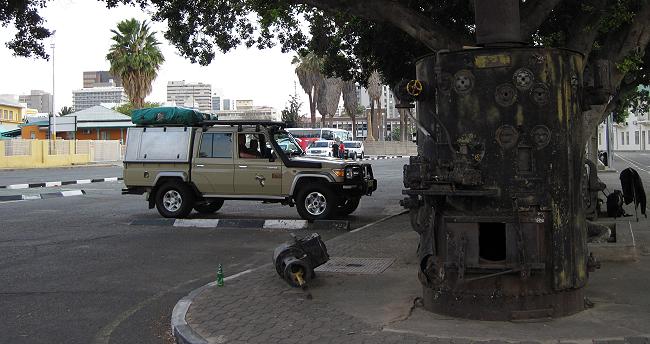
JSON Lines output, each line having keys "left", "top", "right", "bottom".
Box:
{"left": 376, "top": 99, "right": 382, "bottom": 141}
{"left": 351, "top": 117, "right": 356, "bottom": 140}
{"left": 367, "top": 101, "right": 376, "bottom": 141}
{"left": 309, "top": 93, "right": 316, "bottom": 128}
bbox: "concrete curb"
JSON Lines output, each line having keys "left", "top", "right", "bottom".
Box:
{"left": 170, "top": 211, "right": 406, "bottom": 344}
{"left": 0, "top": 177, "right": 122, "bottom": 189}
{"left": 0, "top": 189, "right": 86, "bottom": 203}
{"left": 131, "top": 218, "right": 350, "bottom": 231}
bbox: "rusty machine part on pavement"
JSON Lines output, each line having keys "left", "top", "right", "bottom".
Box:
{"left": 273, "top": 233, "right": 329, "bottom": 288}
{"left": 399, "top": 0, "right": 613, "bottom": 321}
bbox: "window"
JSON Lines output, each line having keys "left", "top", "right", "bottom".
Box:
{"left": 237, "top": 133, "right": 266, "bottom": 159}
{"left": 199, "top": 133, "right": 233, "bottom": 158}
{"left": 635, "top": 131, "right": 640, "bottom": 145}
{"left": 2, "top": 110, "right": 7, "bottom": 119}
{"left": 621, "top": 132, "right": 625, "bottom": 145}
{"left": 626, "top": 132, "right": 629, "bottom": 145}
{"left": 30, "top": 132, "right": 36, "bottom": 139}
{"left": 9, "top": 110, "right": 13, "bottom": 120}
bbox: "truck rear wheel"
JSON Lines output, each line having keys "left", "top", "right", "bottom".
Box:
{"left": 194, "top": 199, "right": 225, "bottom": 214}
{"left": 155, "top": 181, "right": 195, "bottom": 218}
{"left": 296, "top": 184, "right": 335, "bottom": 221}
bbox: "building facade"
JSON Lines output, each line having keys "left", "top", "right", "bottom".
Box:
{"left": 19, "top": 90, "right": 53, "bottom": 114}
{"left": 215, "top": 106, "right": 280, "bottom": 122}
{"left": 166, "top": 81, "right": 212, "bottom": 112}
{"left": 0, "top": 99, "right": 24, "bottom": 126}
{"left": 83, "top": 71, "right": 122, "bottom": 88}
{"left": 21, "top": 105, "right": 133, "bottom": 142}
{"left": 598, "top": 111, "right": 650, "bottom": 151}
{"left": 212, "top": 96, "right": 221, "bottom": 111}
{"left": 72, "top": 87, "right": 128, "bottom": 111}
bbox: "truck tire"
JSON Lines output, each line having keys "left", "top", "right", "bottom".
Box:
{"left": 296, "top": 184, "right": 336, "bottom": 221}
{"left": 155, "top": 181, "right": 195, "bottom": 218}
{"left": 336, "top": 196, "right": 361, "bottom": 216}
{"left": 194, "top": 199, "right": 225, "bottom": 214}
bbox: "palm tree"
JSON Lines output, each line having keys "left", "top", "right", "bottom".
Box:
{"left": 367, "top": 71, "right": 382, "bottom": 141}
{"left": 292, "top": 53, "right": 324, "bottom": 128}
{"left": 324, "top": 77, "right": 343, "bottom": 128}
{"left": 58, "top": 106, "right": 74, "bottom": 116}
{"left": 315, "top": 78, "right": 328, "bottom": 128}
{"left": 342, "top": 80, "right": 358, "bottom": 139}
{"left": 106, "top": 19, "right": 165, "bottom": 109}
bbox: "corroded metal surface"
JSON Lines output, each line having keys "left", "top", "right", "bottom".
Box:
{"left": 403, "top": 47, "right": 589, "bottom": 320}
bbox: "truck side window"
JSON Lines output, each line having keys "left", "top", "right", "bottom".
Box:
{"left": 199, "top": 133, "right": 233, "bottom": 158}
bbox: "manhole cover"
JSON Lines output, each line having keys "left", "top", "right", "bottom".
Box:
{"left": 315, "top": 257, "right": 395, "bottom": 274}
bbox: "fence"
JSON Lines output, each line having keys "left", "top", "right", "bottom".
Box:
{"left": 0, "top": 139, "right": 123, "bottom": 168}
{"left": 363, "top": 141, "right": 418, "bottom": 156}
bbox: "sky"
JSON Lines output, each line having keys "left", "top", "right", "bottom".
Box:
{"left": 0, "top": 0, "right": 309, "bottom": 113}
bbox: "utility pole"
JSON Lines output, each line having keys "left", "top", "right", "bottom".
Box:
{"left": 50, "top": 33, "right": 56, "bottom": 153}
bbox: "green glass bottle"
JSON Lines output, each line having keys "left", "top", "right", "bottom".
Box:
{"left": 216, "top": 264, "right": 224, "bottom": 287}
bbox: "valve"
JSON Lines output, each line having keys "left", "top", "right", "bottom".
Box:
{"left": 273, "top": 233, "right": 329, "bottom": 288}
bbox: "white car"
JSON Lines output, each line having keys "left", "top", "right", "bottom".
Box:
{"left": 343, "top": 141, "right": 364, "bottom": 159}
{"left": 306, "top": 140, "right": 335, "bottom": 157}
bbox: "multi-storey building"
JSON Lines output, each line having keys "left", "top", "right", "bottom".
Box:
{"left": 212, "top": 96, "right": 221, "bottom": 111}
{"left": 19, "top": 90, "right": 53, "bottom": 114}
{"left": 0, "top": 99, "right": 24, "bottom": 125}
{"left": 215, "top": 106, "right": 280, "bottom": 122}
{"left": 83, "top": 71, "right": 122, "bottom": 88}
{"left": 166, "top": 81, "right": 212, "bottom": 112}
{"left": 72, "top": 87, "right": 128, "bottom": 111}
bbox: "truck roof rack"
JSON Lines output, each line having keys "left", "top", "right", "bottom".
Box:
{"left": 200, "top": 120, "right": 287, "bottom": 127}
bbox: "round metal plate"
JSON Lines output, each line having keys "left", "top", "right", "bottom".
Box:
{"left": 531, "top": 125, "right": 551, "bottom": 149}
{"left": 495, "top": 124, "right": 519, "bottom": 149}
{"left": 513, "top": 68, "right": 534, "bottom": 90}
{"left": 530, "top": 83, "right": 550, "bottom": 105}
{"left": 495, "top": 83, "right": 518, "bottom": 107}
{"left": 453, "top": 70, "right": 474, "bottom": 95}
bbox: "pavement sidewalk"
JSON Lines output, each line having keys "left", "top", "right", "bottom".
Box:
{"left": 172, "top": 177, "right": 650, "bottom": 344}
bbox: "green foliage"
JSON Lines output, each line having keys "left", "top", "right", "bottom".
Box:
{"left": 58, "top": 106, "right": 74, "bottom": 116}
{"left": 113, "top": 101, "right": 162, "bottom": 117}
{"left": 281, "top": 93, "right": 302, "bottom": 128}
{"left": 612, "top": 86, "right": 649, "bottom": 123}
{"left": 390, "top": 127, "right": 400, "bottom": 141}
{"left": 0, "top": 0, "right": 52, "bottom": 59}
{"left": 106, "top": 18, "right": 165, "bottom": 108}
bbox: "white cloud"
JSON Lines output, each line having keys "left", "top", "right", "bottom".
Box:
{"left": 0, "top": 0, "right": 309, "bottom": 113}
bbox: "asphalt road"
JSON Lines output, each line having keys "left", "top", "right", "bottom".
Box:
{"left": 0, "top": 158, "right": 408, "bottom": 344}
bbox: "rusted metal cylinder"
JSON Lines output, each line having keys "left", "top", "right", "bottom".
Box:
{"left": 405, "top": 47, "right": 587, "bottom": 320}
{"left": 474, "top": 0, "right": 522, "bottom": 45}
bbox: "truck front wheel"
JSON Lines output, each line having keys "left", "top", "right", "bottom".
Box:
{"left": 155, "top": 181, "right": 195, "bottom": 218}
{"left": 296, "top": 184, "right": 335, "bottom": 221}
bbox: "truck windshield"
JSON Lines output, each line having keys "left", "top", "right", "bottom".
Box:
{"left": 274, "top": 131, "right": 304, "bottom": 156}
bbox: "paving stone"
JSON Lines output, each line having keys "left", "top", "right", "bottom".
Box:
{"left": 625, "top": 337, "right": 650, "bottom": 344}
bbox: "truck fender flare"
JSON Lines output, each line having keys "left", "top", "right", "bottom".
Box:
{"left": 289, "top": 173, "right": 334, "bottom": 196}
{"left": 153, "top": 172, "right": 188, "bottom": 186}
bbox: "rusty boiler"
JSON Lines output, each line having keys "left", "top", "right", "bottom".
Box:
{"left": 400, "top": 0, "right": 592, "bottom": 320}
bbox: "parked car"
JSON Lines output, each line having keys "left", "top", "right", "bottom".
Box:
{"left": 343, "top": 140, "right": 364, "bottom": 159}
{"left": 305, "top": 140, "right": 335, "bottom": 157}
{"left": 122, "top": 121, "right": 377, "bottom": 221}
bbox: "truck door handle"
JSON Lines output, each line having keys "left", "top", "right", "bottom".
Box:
{"left": 196, "top": 164, "right": 205, "bottom": 167}
{"left": 238, "top": 165, "right": 248, "bottom": 168}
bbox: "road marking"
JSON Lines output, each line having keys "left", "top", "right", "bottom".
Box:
{"left": 174, "top": 219, "right": 220, "bottom": 228}
{"left": 76, "top": 179, "right": 92, "bottom": 184}
{"left": 350, "top": 210, "right": 409, "bottom": 233}
{"left": 614, "top": 153, "right": 650, "bottom": 174}
{"left": 60, "top": 190, "right": 86, "bottom": 197}
{"left": 45, "top": 181, "right": 62, "bottom": 187}
{"left": 6, "top": 184, "right": 29, "bottom": 190}
{"left": 263, "top": 219, "right": 308, "bottom": 229}
{"left": 104, "top": 177, "right": 119, "bottom": 182}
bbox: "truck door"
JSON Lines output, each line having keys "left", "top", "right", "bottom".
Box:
{"left": 234, "top": 132, "right": 282, "bottom": 196}
{"left": 192, "top": 132, "right": 235, "bottom": 194}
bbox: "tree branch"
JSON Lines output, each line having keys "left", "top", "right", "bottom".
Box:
{"left": 604, "top": 3, "right": 650, "bottom": 88}
{"left": 520, "top": 0, "right": 563, "bottom": 39}
{"left": 565, "top": 0, "right": 608, "bottom": 58}
{"left": 290, "top": 0, "right": 468, "bottom": 51}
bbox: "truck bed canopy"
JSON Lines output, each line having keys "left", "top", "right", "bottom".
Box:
{"left": 131, "top": 107, "right": 213, "bottom": 126}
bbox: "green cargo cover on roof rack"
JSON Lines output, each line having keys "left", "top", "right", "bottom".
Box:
{"left": 131, "top": 107, "right": 213, "bottom": 126}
